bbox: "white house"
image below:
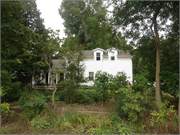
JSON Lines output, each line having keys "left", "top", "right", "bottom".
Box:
{"left": 33, "top": 47, "right": 133, "bottom": 86}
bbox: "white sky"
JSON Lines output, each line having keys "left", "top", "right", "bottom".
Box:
{"left": 36, "top": 0, "right": 66, "bottom": 39}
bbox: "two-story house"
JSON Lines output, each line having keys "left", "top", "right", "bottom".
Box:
{"left": 33, "top": 47, "right": 133, "bottom": 86}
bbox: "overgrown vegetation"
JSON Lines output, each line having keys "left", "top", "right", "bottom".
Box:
{"left": 18, "top": 89, "right": 48, "bottom": 121}
{"left": 1, "top": 0, "right": 179, "bottom": 134}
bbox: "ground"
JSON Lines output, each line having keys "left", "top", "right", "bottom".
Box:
{"left": 1, "top": 101, "right": 113, "bottom": 134}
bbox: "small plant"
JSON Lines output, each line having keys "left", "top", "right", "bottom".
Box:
{"left": 150, "top": 101, "right": 179, "bottom": 134}
{"left": 109, "top": 113, "right": 121, "bottom": 123}
{"left": 1, "top": 102, "right": 10, "bottom": 117}
{"left": 86, "top": 128, "right": 110, "bottom": 134}
{"left": 72, "top": 126, "right": 85, "bottom": 134}
{"left": 1, "top": 125, "right": 18, "bottom": 134}
{"left": 31, "top": 115, "right": 50, "bottom": 131}
{"left": 112, "top": 123, "right": 134, "bottom": 134}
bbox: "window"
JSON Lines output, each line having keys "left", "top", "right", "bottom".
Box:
{"left": 96, "top": 52, "right": 100, "bottom": 61}
{"left": 89, "top": 72, "right": 94, "bottom": 80}
{"left": 111, "top": 56, "right": 115, "bottom": 60}
{"left": 111, "top": 51, "right": 115, "bottom": 60}
{"left": 118, "top": 72, "right": 123, "bottom": 75}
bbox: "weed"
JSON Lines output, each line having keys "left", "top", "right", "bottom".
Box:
{"left": 1, "top": 125, "right": 18, "bottom": 134}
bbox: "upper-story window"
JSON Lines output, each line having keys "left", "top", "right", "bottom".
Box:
{"left": 96, "top": 52, "right": 101, "bottom": 61}
{"left": 110, "top": 52, "right": 115, "bottom": 60}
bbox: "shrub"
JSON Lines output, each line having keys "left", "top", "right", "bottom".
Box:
{"left": 114, "top": 87, "right": 147, "bottom": 126}
{"left": 58, "top": 89, "right": 97, "bottom": 104}
{"left": 74, "top": 91, "right": 96, "bottom": 104}
{"left": 64, "top": 79, "right": 77, "bottom": 103}
{"left": 108, "top": 72, "right": 129, "bottom": 101}
{"left": 58, "top": 90, "right": 67, "bottom": 101}
{"left": 31, "top": 115, "right": 50, "bottom": 131}
{"left": 94, "top": 71, "right": 112, "bottom": 104}
{"left": 56, "top": 81, "right": 66, "bottom": 91}
{"left": 1, "top": 70, "right": 22, "bottom": 102}
{"left": 86, "top": 128, "right": 110, "bottom": 134}
{"left": 1, "top": 102, "right": 10, "bottom": 117}
{"left": 112, "top": 123, "right": 134, "bottom": 134}
{"left": 79, "top": 85, "right": 94, "bottom": 89}
{"left": 19, "top": 90, "right": 48, "bottom": 121}
{"left": 150, "top": 101, "right": 179, "bottom": 134}
{"left": 109, "top": 113, "right": 121, "bottom": 123}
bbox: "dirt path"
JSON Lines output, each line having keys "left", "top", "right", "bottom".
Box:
{"left": 10, "top": 102, "right": 112, "bottom": 115}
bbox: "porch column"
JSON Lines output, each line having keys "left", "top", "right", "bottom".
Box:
{"left": 48, "top": 72, "right": 50, "bottom": 84}
{"left": 40, "top": 73, "right": 42, "bottom": 80}
{"left": 56, "top": 73, "right": 58, "bottom": 84}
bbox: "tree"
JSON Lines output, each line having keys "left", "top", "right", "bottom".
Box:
{"left": 112, "top": 1, "right": 179, "bottom": 102}
{"left": 1, "top": 1, "right": 49, "bottom": 91}
{"left": 59, "top": 0, "right": 113, "bottom": 50}
{"left": 40, "top": 29, "right": 62, "bottom": 109}
{"left": 61, "top": 37, "right": 86, "bottom": 87}
{"left": 160, "top": 37, "right": 179, "bottom": 98}
{"left": 131, "top": 36, "right": 156, "bottom": 82}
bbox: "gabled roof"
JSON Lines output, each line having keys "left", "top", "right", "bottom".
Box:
{"left": 107, "top": 47, "right": 118, "bottom": 52}
{"left": 92, "top": 48, "right": 104, "bottom": 52}
{"left": 51, "top": 48, "right": 131, "bottom": 69}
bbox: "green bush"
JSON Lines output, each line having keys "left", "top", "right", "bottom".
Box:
{"left": 109, "top": 113, "right": 121, "bottom": 123}
{"left": 114, "top": 87, "right": 147, "bottom": 125}
{"left": 64, "top": 79, "right": 77, "bottom": 103}
{"left": 1, "top": 70, "right": 22, "bottom": 102}
{"left": 112, "top": 123, "right": 134, "bottom": 134}
{"left": 86, "top": 128, "right": 110, "bottom": 134}
{"left": 150, "top": 101, "right": 179, "bottom": 134}
{"left": 79, "top": 85, "right": 94, "bottom": 89}
{"left": 56, "top": 81, "right": 66, "bottom": 91}
{"left": 94, "top": 71, "right": 112, "bottom": 104}
{"left": 58, "top": 90, "right": 67, "bottom": 101}
{"left": 35, "top": 82, "right": 46, "bottom": 87}
{"left": 19, "top": 90, "right": 48, "bottom": 121}
{"left": 74, "top": 91, "right": 97, "bottom": 104}
{"left": 31, "top": 115, "right": 50, "bottom": 131}
{"left": 58, "top": 90, "right": 97, "bottom": 104}
{"left": 1, "top": 102, "right": 10, "bottom": 117}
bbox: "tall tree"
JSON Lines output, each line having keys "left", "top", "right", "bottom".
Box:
{"left": 61, "top": 37, "right": 86, "bottom": 87}
{"left": 112, "top": 1, "right": 179, "bottom": 102}
{"left": 40, "top": 29, "right": 62, "bottom": 109}
{"left": 59, "top": 0, "right": 112, "bottom": 50}
{"left": 1, "top": 0, "right": 49, "bottom": 92}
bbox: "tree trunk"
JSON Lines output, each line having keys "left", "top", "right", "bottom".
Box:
{"left": 52, "top": 80, "right": 57, "bottom": 109}
{"left": 179, "top": 97, "right": 180, "bottom": 134}
{"left": 45, "top": 57, "right": 57, "bottom": 109}
{"left": 155, "top": 47, "right": 161, "bottom": 102}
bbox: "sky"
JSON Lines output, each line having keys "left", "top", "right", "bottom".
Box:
{"left": 36, "top": 0, "right": 66, "bottom": 39}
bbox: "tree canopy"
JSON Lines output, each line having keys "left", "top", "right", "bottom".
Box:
{"left": 112, "top": 0, "right": 179, "bottom": 102}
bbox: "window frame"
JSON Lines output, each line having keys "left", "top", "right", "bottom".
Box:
{"left": 118, "top": 72, "right": 123, "bottom": 75}
{"left": 111, "top": 56, "right": 115, "bottom": 60}
{"left": 89, "top": 72, "right": 94, "bottom": 81}
{"left": 96, "top": 52, "right": 101, "bottom": 61}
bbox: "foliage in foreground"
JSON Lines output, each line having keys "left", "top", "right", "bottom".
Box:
{"left": 150, "top": 101, "right": 179, "bottom": 134}
{"left": 1, "top": 102, "right": 10, "bottom": 117}
{"left": 113, "top": 86, "right": 179, "bottom": 134}
{"left": 30, "top": 110, "right": 134, "bottom": 134}
{"left": 18, "top": 90, "right": 48, "bottom": 121}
